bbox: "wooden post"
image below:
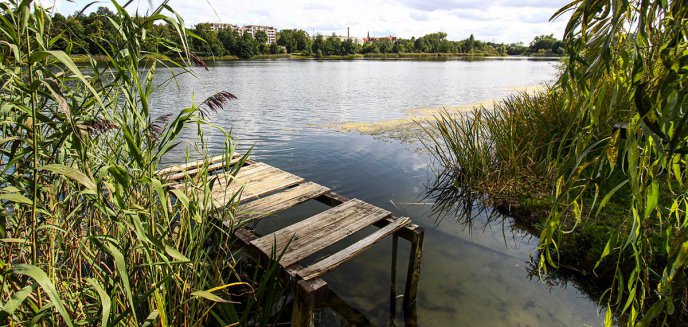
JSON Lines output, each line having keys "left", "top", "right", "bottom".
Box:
{"left": 292, "top": 279, "right": 327, "bottom": 327}
{"left": 403, "top": 226, "right": 424, "bottom": 320}
{"left": 389, "top": 234, "right": 399, "bottom": 326}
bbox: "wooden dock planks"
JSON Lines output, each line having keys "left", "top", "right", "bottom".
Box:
{"left": 161, "top": 154, "right": 424, "bottom": 326}
{"left": 157, "top": 153, "right": 239, "bottom": 179}
{"left": 251, "top": 199, "right": 391, "bottom": 267}
{"left": 296, "top": 217, "right": 411, "bottom": 281}
{"left": 236, "top": 182, "right": 330, "bottom": 222}
{"left": 174, "top": 162, "right": 305, "bottom": 209}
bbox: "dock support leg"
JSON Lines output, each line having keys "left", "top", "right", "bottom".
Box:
{"left": 292, "top": 279, "right": 327, "bottom": 327}
{"left": 403, "top": 226, "right": 424, "bottom": 326}
{"left": 389, "top": 234, "right": 399, "bottom": 326}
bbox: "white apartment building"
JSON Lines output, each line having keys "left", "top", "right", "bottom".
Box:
{"left": 206, "top": 23, "right": 277, "bottom": 44}
{"left": 243, "top": 25, "right": 277, "bottom": 44}
{"left": 209, "top": 23, "right": 239, "bottom": 32}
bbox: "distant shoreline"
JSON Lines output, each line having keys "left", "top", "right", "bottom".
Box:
{"left": 69, "top": 53, "right": 562, "bottom": 64}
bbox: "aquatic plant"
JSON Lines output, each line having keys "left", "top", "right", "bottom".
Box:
{"left": 0, "top": 1, "right": 286, "bottom": 325}
{"left": 420, "top": 87, "right": 593, "bottom": 204}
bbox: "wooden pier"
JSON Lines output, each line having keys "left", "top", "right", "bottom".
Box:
{"left": 159, "top": 153, "right": 424, "bottom": 326}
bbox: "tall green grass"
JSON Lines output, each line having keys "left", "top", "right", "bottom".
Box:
{"left": 422, "top": 87, "right": 581, "bottom": 202}
{"left": 0, "top": 1, "right": 286, "bottom": 325}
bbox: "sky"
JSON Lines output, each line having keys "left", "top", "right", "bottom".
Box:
{"left": 43, "top": 0, "right": 573, "bottom": 44}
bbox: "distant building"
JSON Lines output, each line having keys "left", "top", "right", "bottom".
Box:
{"left": 311, "top": 27, "right": 362, "bottom": 44}
{"left": 205, "top": 23, "right": 277, "bottom": 43}
{"left": 334, "top": 35, "right": 363, "bottom": 44}
{"left": 243, "top": 25, "right": 277, "bottom": 44}
{"left": 312, "top": 34, "right": 362, "bottom": 45}
{"left": 209, "top": 23, "right": 239, "bottom": 32}
{"left": 363, "top": 33, "right": 397, "bottom": 43}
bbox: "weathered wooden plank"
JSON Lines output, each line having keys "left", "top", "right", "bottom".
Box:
{"left": 251, "top": 199, "right": 391, "bottom": 267}
{"left": 169, "top": 162, "right": 269, "bottom": 191}
{"left": 297, "top": 217, "right": 411, "bottom": 281}
{"left": 317, "top": 191, "right": 421, "bottom": 242}
{"left": 156, "top": 152, "right": 239, "bottom": 176}
{"left": 163, "top": 156, "right": 243, "bottom": 181}
{"left": 239, "top": 172, "right": 304, "bottom": 200}
{"left": 209, "top": 166, "right": 304, "bottom": 207}
{"left": 235, "top": 182, "right": 330, "bottom": 222}
{"left": 209, "top": 162, "right": 271, "bottom": 188}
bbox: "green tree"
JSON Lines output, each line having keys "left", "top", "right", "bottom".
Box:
{"left": 466, "top": 33, "right": 475, "bottom": 53}
{"left": 529, "top": 34, "right": 559, "bottom": 54}
{"left": 376, "top": 39, "right": 393, "bottom": 53}
{"left": 539, "top": 1, "right": 688, "bottom": 325}
{"left": 269, "top": 41, "right": 282, "bottom": 54}
{"left": 362, "top": 42, "right": 379, "bottom": 54}
{"left": 507, "top": 42, "right": 528, "bottom": 55}
{"left": 342, "top": 39, "right": 355, "bottom": 55}
{"left": 324, "top": 34, "right": 342, "bottom": 55}
{"left": 218, "top": 27, "right": 240, "bottom": 55}
{"left": 254, "top": 30, "right": 267, "bottom": 44}
{"left": 277, "top": 29, "right": 311, "bottom": 53}
{"left": 414, "top": 38, "right": 428, "bottom": 52}
{"left": 237, "top": 31, "right": 256, "bottom": 58}
{"left": 254, "top": 31, "right": 269, "bottom": 54}
{"left": 191, "top": 23, "right": 225, "bottom": 56}
{"left": 311, "top": 35, "right": 325, "bottom": 55}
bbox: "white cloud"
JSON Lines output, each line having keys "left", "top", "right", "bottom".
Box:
{"left": 47, "top": 0, "right": 572, "bottom": 43}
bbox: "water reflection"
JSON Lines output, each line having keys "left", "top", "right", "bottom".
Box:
{"left": 424, "top": 170, "right": 497, "bottom": 230}
{"left": 423, "top": 168, "right": 611, "bottom": 326}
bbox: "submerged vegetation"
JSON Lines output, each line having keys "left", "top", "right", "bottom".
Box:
{"left": 423, "top": 0, "right": 688, "bottom": 325}
{"left": 0, "top": 1, "right": 288, "bottom": 325}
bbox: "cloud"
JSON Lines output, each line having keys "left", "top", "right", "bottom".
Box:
{"left": 302, "top": 3, "right": 333, "bottom": 11}
{"left": 409, "top": 12, "right": 429, "bottom": 21}
{"left": 399, "top": 0, "right": 485, "bottom": 12}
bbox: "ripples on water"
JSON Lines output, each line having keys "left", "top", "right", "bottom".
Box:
{"left": 151, "top": 58, "right": 605, "bottom": 326}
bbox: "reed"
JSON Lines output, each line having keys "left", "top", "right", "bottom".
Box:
{"left": 0, "top": 1, "right": 286, "bottom": 325}
{"left": 421, "top": 87, "right": 587, "bottom": 204}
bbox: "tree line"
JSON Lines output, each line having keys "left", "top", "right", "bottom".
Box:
{"left": 46, "top": 7, "right": 563, "bottom": 58}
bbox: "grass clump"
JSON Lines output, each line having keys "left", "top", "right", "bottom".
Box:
{"left": 422, "top": 87, "right": 581, "bottom": 206}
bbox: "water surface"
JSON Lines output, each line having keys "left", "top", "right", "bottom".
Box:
{"left": 152, "top": 58, "right": 604, "bottom": 326}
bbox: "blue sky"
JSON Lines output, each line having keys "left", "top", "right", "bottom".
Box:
{"left": 42, "top": 0, "right": 573, "bottom": 43}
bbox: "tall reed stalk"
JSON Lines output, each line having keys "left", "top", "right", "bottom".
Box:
{"left": 0, "top": 1, "right": 286, "bottom": 325}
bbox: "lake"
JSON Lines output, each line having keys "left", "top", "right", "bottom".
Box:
{"left": 151, "top": 58, "right": 605, "bottom": 326}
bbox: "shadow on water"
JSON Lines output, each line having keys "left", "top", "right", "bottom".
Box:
{"left": 423, "top": 169, "right": 616, "bottom": 326}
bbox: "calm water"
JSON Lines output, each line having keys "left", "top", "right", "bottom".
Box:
{"left": 152, "top": 58, "right": 604, "bottom": 326}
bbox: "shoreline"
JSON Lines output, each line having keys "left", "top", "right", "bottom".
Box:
{"left": 69, "top": 53, "right": 562, "bottom": 64}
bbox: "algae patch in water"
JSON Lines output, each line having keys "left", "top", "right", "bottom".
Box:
{"left": 332, "top": 101, "right": 493, "bottom": 144}
{"left": 330, "top": 85, "right": 545, "bottom": 143}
